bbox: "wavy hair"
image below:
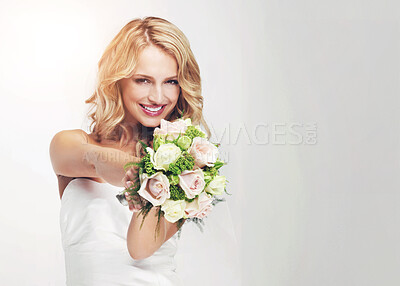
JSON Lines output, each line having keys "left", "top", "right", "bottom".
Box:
{"left": 85, "top": 16, "right": 210, "bottom": 147}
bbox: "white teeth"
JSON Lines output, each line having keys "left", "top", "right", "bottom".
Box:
{"left": 142, "top": 105, "right": 163, "bottom": 112}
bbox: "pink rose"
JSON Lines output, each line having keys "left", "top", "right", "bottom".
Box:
{"left": 178, "top": 168, "right": 206, "bottom": 199}
{"left": 188, "top": 137, "right": 219, "bottom": 168}
{"left": 138, "top": 172, "right": 170, "bottom": 206}
{"left": 184, "top": 191, "right": 213, "bottom": 219}
{"left": 154, "top": 119, "right": 187, "bottom": 140}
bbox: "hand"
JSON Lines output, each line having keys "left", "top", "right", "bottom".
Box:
{"left": 124, "top": 191, "right": 146, "bottom": 213}
{"left": 123, "top": 167, "right": 146, "bottom": 212}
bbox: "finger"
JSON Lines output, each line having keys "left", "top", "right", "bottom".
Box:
{"left": 125, "top": 192, "right": 134, "bottom": 204}
{"left": 128, "top": 200, "right": 135, "bottom": 211}
{"left": 122, "top": 171, "right": 134, "bottom": 183}
{"left": 131, "top": 193, "right": 139, "bottom": 201}
{"left": 127, "top": 169, "right": 138, "bottom": 181}
{"left": 126, "top": 169, "right": 133, "bottom": 180}
{"left": 124, "top": 191, "right": 144, "bottom": 212}
{"left": 124, "top": 182, "right": 132, "bottom": 191}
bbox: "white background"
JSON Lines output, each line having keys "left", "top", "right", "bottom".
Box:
{"left": 0, "top": 0, "right": 399, "bottom": 285}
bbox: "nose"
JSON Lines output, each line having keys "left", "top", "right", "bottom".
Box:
{"left": 148, "top": 84, "right": 163, "bottom": 104}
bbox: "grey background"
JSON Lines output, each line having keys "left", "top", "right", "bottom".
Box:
{"left": 0, "top": 0, "right": 398, "bottom": 285}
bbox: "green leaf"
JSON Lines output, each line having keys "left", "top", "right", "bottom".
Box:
{"left": 179, "top": 108, "right": 185, "bottom": 118}
{"left": 138, "top": 139, "right": 148, "bottom": 150}
{"left": 123, "top": 161, "right": 140, "bottom": 172}
{"left": 213, "top": 160, "right": 226, "bottom": 170}
{"left": 224, "top": 188, "right": 232, "bottom": 195}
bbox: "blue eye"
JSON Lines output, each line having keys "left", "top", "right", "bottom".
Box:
{"left": 166, "top": 80, "right": 179, "bottom": 85}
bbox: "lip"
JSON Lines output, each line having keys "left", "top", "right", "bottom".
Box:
{"left": 139, "top": 104, "right": 166, "bottom": 116}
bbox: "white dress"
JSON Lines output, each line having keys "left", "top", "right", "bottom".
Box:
{"left": 59, "top": 178, "right": 183, "bottom": 286}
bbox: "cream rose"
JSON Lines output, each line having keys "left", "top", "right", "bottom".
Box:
{"left": 188, "top": 137, "right": 219, "bottom": 168}
{"left": 147, "top": 144, "right": 181, "bottom": 171}
{"left": 154, "top": 119, "right": 188, "bottom": 140}
{"left": 178, "top": 168, "right": 206, "bottom": 199}
{"left": 138, "top": 172, "right": 170, "bottom": 206}
{"left": 161, "top": 199, "right": 186, "bottom": 223}
{"left": 184, "top": 191, "right": 213, "bottom": 219}
{"left": 183, "top": 118, "right": 192, "bottom": 126}
{"left": 205, "top": 175, "right": 226, "bottom": 196}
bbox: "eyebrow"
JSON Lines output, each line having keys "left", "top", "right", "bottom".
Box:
{"left": 133, "top": 74, "right": 178, "bottom": 80}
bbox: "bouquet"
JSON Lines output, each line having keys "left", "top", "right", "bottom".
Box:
{"left": 116, "top": 117, "right": 229, "bottom": 239}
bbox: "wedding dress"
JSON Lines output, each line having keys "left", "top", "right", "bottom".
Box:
{"left": 59, "top": 178, "right": 183, "bottom": 286}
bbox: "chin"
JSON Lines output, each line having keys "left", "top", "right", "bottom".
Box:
{"left": 140, "top": 113, "right": 173, "bottom": 128}
{"left": 140, "top": 118, "right": 162, "bottom": 128}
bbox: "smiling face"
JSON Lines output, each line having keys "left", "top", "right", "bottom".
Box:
{"left": 119, "top": 45, "right": 180, "bottom": 128}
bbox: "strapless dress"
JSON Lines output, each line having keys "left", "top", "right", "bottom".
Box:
{"left": 59, "top": 178, "right": 183, "bottom": 286}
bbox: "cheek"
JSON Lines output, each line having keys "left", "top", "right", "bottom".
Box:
{"left": 164, "top": 84, "right": 180, "bottom": 98}
{"left": 122, "top": 86, "right": 146, "bottom": 105}
{"left": 167, "top": 88, "right": 180, "bottom": 105}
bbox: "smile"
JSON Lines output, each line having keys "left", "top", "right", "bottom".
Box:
{"left": 139, "top": 104, "right": 166, "bottom": 116}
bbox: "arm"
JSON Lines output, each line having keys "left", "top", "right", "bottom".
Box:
{"left": 49, "top": 129, "right": 138, "bottom": 187}
{"left": 50, "top": 129, "right": 181, "bottom": 259}
{"left": 123, "top": 170, "right": 185, "bottom": 260}
{"left": 127, "top": 208, "right": 184, "bottom": 260}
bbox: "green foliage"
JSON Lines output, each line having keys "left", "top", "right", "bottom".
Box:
{"left": 154, "top": 207, "right": 163, "bottom": 241}
{"left": 203, "top": 166, "right": 218, "bottom": 187}
{"left": 137, "top": 203, "right": 153, "bottom": 231}
{"left": 224, "top": 186, "right": 232, "bottom": 196}
{"left": 185, "top": 197, "right": 195, "bottom": 203}
{"left": 170, "top": 184, "right": 186, "bottom": 201}
{"left": 211, "top": 197, "right": 226, "bottom": 206}
{"left": 176, "top": 218, "right": 186, "bottom": 239}
{"left": 136, "top": 205, "right": 164, "bottom": 241}
{"left": 184, "top": 125, "right": 206, "bottom": 140}
{"left": 142, "top": 153, "right": 156, "bottom": 176}
{"left": 123, "top": 161, "right": 140, "bottom": 172}
{"left": 168, "top": 151, "right": 195, "bottom": 175}
{"left": 179, "top": 108, "right": 185, "bottom": 119}
{"left": 213, "top": 159, "right": 226, "bottom": 170}
{"left": 138, "top": 139, "right": 148, "bottom": 150}
{"left": 176, "top": 217, "right": 205, "bottom": 239}
{"left": 168, "top": 174, "right": 179, "bottom": 185}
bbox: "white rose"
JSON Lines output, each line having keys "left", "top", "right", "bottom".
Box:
{"left": 147, "top": 144, "right": 181, "bottom": 171}
{"left": 161, "top": 199, "right": 186, "bottom": 223}
{"left": 205, "top": 175, "right": 226, "bottom": 196}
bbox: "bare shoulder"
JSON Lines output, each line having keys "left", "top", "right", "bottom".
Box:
{"left": 50, "top": 129, "right": 91, "bottom": 145}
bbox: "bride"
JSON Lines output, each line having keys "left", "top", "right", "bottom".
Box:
{"left": 49, "top": 16, "right": 212, "bottom": 285}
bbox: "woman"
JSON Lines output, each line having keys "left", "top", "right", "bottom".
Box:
{"left": 50, "top": 16, "right": 210, "bottom": 285}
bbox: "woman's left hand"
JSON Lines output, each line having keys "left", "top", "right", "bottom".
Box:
{"left": 123, "top": 167, "right": 146, "bottom": 212}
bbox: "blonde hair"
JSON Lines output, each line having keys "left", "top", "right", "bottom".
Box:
{"left": 85, "top": 16, "right": 211, "bottom": 147}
